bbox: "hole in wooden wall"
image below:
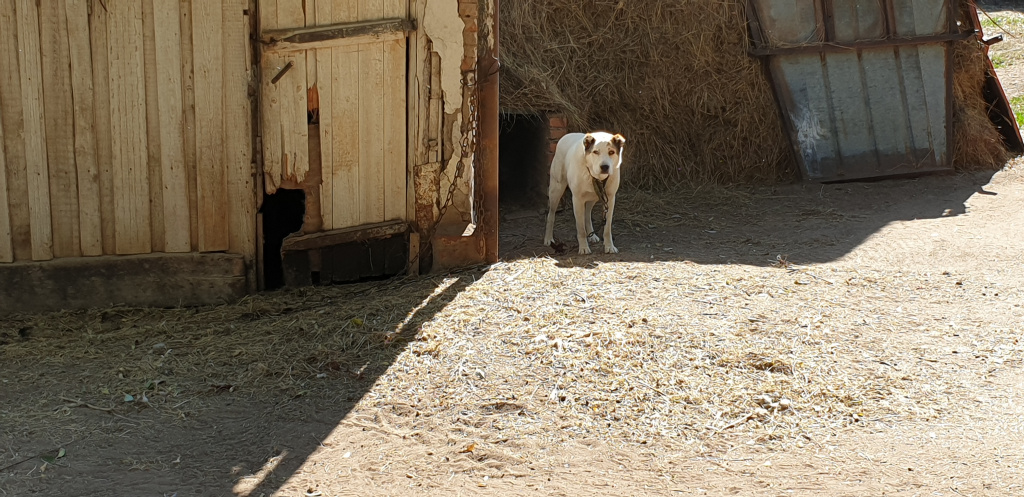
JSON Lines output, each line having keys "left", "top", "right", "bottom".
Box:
{"left": 261, "top": 188, "right": 306, "bottom": 290}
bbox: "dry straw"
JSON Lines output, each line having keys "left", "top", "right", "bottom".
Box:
{"left": 500, "top": 0, "right": 1010, "bottom": 187}
{"left": 4, "top": 254, "right": 1019, "bottom": 449}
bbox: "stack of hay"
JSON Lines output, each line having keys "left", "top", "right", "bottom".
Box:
{"left": 499, "top": 0, "right": 1010, "bottom": 187}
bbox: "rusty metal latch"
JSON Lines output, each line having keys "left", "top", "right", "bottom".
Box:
{"left": 270, "top": 61, "right": 294, "bottom": 85}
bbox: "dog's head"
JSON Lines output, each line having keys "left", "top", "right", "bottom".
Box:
{"left": 582, "top": 132, "right": 626, "bottom": 180}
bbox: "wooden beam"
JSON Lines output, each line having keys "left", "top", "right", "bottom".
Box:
{"left": 262, "top": 18, "right": 415, "bottom": 52}
{"left": 281, "top": 220, "right": 407, "bottom": 253}
{"left": 0, "top": 253, "right": 246, "bottom": 315}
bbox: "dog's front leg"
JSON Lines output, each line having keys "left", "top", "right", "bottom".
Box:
{"left": 603, "top": 194, "right": 618, "bottom": 253}
{"left": 584, "top": 201, "right": 600, "bottom": 243}
{"left": 573, "top": 195, "right": 592, "bottom": 254}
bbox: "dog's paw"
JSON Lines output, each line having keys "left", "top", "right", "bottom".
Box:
{"left": 604, "top": 245, "right": 619, "bottom": 254}
{"left": 578, "top": 245, "right": 592, "bottom": 255}
{"left": 587, "top": 234, "right": 600, "bottom": 243}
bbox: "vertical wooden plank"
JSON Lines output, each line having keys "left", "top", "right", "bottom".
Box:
{"left": 358, "top": 0, "right": 386, "bottom": 224}
{"left": 180, "top": 0, "right": 200, "bottom": 251}
{"left": 332, "top": 47, "right": 361, "bottom": 228}
{"left": 316, "top": 0, "right": 334, "bottom": 230}
{"left": 0, "top": 95, "right": 11, "bottom": 262}
{"left": 278, "top": 1, "right": 310, "bottom": 185}
{"left": 223, "top": 0, "right": 256, "bottom": 262}
{"left": 65, "top": 0, "right": 103, "bottom": 256}
{"left": 41, "top": 0, "right": 81, "bottom": 258}
{"left": 384, "top": 0, "right": 405, "bottom": 18}
{"left": 152, "top": 0, "right": 191, "bottom": 252}
{"left": 406, "top": 0, "right": 424, "bottom": 225}
{"left": 192, "top": 0, "right": 229, "bottom": 251}
{"left": 259, "top": 0, "right": 283, "bottom": 193}
{"left": 16, "top": 0, "right": 54, "bottom": 261}
{"left": 331, "top": 0, "right": 360, "bottom": 228}
{"left": 142, "top": 0, "right": 166, "bottom": 253}
{"left": 383, "top": 38, "right": 406, "bottom": 221}
{"left": 383, "top": 0, "right": 405, "bottom": 222}
{"left": 306, "top": 0, "right": 318, "bottom": 100}
{"left": 89, "top": 0, "right": 117, "bottom": 255}
{"left": 0, "top": 1, "right": 33, "bottom": 261}
{"left": 108, "top": 0, "right": 153, "bottom": 254}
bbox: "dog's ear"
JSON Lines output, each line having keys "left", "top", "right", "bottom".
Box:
{"left": 583, "top": 134, "right": 596, "bottom": 152}
{"left": 611, "top": 134, "right": 626, "bottom": 152}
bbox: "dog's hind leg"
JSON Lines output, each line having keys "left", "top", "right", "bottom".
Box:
{"left": 543, "top": 180, "right": 567, "bottom": 246}
{"left": 584, "top": 201, "right": 600, "bottom": 243}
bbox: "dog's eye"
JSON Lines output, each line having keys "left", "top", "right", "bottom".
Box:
{"left": 592, "top": 150, "right": 599, "bottom": 155}
{"left": 608, "top": 150, "right": 616, "bottom": 156}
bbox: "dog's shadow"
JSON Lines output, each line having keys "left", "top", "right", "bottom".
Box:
{"left": 501, "top": 171, "right": 1002, "bottom": 269}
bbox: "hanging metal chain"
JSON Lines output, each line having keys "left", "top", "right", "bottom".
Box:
{"left": 588, "top": 177, "right": 609, "bottom": 239}
{"left": 415, "top": 69, "right": 480, "bottom": 264}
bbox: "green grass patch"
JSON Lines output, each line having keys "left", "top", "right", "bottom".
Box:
{"left": 1011, "top": 96, "right": 1024, "bottom": 129}
{"left": 992, "top": 53, "right": 1008, "bottom": 69}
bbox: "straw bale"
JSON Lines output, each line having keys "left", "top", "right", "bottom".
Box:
{"left": 500, "top": 0, "right": 795, "bottom": 187}
{"left": 500, "top": 0, "right": 1010, "bottom": 187}
{"left": 952, "top": 38, "right": 1012, "bottom": 170}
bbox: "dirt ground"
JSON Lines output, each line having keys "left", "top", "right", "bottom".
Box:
{"left": 3, "top": 6, "right": 1024, "bottom": 497}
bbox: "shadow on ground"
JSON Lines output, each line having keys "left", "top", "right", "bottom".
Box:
{"left": 0, "top": 269, "right": 482, "bottom": 496}
{"left": 500, "top": 171, "right": 1002, "bottom": 267}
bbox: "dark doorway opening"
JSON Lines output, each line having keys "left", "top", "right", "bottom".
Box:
{"left": 260, "top": 188, "right": 305, "bottom": 290}
{"left": 499, "top": 112, "right": 550, "bottom": 210}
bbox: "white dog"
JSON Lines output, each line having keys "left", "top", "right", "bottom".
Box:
{"left": 543, "top": 132, "right": 626, "bottom": 254}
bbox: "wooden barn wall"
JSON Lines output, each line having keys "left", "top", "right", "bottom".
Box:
{"left": 0, "top": 0, "right": 255, "bottom": 265}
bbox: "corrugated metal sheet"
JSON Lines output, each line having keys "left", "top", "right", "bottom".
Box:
{"left": 749, "top": 0, "right": 966, "bottom": 182}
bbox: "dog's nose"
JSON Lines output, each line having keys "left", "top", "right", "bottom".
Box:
{"left": 600, "top": 164, "right": 610, "bottom": 173}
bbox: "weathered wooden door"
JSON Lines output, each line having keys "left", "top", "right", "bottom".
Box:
{"left": 259, "top": 0, "right": 410, "bottom": 230}
{"left": 748, "top": 0, "right": 966, "bottom": 182}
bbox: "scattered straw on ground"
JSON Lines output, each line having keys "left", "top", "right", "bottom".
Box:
{"left": 3, "top": 219, "right": 1021, "bottom": 453}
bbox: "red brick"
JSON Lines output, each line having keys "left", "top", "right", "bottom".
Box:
{"left": 548, "top": 115, "right": 567, "bottom": 128}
